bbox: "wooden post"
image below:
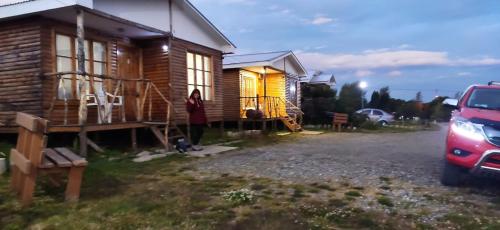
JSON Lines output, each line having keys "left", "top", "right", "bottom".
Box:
{"left": 79, "top": 127, "right": 87, "bottom": 157}
{"left": 263, "top": 67, "right": 267, "bottom": 118}
{"left": 131, "top": 128, "right": 137, "bottom": 151}
{"left": 76, "top": 9, "right": 88, "bottom": 157}
{"left": 76, "top": 9, "right": 87, "bottom": 126}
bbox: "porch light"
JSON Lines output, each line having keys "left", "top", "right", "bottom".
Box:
{"left": 162, "top": 44, "right": 169, "bottom": 52}
{"left": 290, "top": 83, "right": 296, "bottom": 93}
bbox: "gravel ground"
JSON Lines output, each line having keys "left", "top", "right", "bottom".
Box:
{"left": 195, "top": 127, "right": 447, "bottom": 187}
{"left": 192, "top": 126, "right": 500, "bottom": 226}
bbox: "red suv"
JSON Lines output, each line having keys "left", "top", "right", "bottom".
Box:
{"left": 441, "top": 81, "right": 500, "bottom": 186}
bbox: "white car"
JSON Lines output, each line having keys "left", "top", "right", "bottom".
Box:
{"left": 355, "top": 108, "right": 394, "bottom": 125}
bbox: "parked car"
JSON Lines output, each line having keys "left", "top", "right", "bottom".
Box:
{"left": 441, "top": 81, "right": 500, "bottom": 186}
{"left": 355, "top": 108, "right": 394, "bottom": 125}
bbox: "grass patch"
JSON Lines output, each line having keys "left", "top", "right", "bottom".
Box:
{"left": 344, "top": 191, "right": 362, "bottom": 197}
{"left": 377, "top": 196, "right": 394, "bottom": 207}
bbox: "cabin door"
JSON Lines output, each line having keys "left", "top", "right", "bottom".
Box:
{"left": 241, "top": 74, "right": 257, "bottom": 110}
{"left": 117, "top": 45, "right": 141, "bottom": 121}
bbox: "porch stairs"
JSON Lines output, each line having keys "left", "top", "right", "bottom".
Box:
{"left": 145, "top": 121, "right": 188, "bottom": 150}
{"left": 280, "top": 115, "right": 302, "bottom": 132}
{"left": 279, "top": 98, "right": 304, "bottom": 132}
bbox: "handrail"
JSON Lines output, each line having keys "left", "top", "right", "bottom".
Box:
{"left": 43, "top": 72, "right": 176, "bottom": 127}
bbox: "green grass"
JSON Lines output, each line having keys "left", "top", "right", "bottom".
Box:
{"left": 377, "top": 196, "right": 394, "bottom": 207}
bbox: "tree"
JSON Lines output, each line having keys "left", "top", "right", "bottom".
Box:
{"left": 301, "top": 83, "right": 337, "bottom": 125}
{"left": 337, "top": 82, "right": 363, "bottom": 114}
{"left": 368, "top": 91, "right": 380, "bottom": 108}
{"left": 379, "top": 87, "right": 390, "bottom": 110}
{"left": 415, "top": 91, "right": 423, "bottom": 102}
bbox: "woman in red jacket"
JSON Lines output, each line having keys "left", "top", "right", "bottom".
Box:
{"left": 186, "top": 89, "right": 207, "bottom": 151}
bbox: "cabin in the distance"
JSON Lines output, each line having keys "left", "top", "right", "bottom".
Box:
{"left": 222, "top": 51, "right": 307, "bottom": 132}
{"left": 0, "top": 0, "right": 235, "bottom": 155}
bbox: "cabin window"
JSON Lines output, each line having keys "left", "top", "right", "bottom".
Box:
{"left": 186, "top": 52, "right": 213, "bottom": 101}
{"left": 55, "top": 34, "right": 107, "bottom": 99}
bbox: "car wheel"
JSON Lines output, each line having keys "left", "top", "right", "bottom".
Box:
{"left": 441, "top": 161, "right": 466, "bottom": 186}
{"left": 378, "top": 120, "right": 389, "bottom": 126}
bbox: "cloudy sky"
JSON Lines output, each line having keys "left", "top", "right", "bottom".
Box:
{"left": 192, "top": 0, "right": 500, "bottom": 101}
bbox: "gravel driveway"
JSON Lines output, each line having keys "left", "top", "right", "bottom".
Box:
{"left": 195, "top": 128, "right": 447, "bottom": 187}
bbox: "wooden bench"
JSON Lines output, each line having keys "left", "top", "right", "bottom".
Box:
{"left": 10, "top": 112, "right": 87, "bottom": 206}
{"left": 332, "top": 113, "right": 349, "bottom": 132}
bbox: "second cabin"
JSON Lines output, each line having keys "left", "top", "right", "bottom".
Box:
{"left": 222, "top": 51, "right": 307, "bottom": 132}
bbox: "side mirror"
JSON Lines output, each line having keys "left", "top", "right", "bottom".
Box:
{"left": 442, "top": 98, "right": 458, "bottom": 108}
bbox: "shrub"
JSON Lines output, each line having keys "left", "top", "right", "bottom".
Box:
{"left": 360, "top": 120, "right": 379, "bottom": 130}
{"left": 350, "top": 113, "right": 369, "bottom": 127}
{"left": 222, "top": 188, "right": 255, "bottom": 205}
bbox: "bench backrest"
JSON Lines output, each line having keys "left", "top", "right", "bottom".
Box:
{"left": 10, "top": 113, "right": 48, "bottom": 174}
{"left": 333, "top": 113, "right": 349, "bottom": 124}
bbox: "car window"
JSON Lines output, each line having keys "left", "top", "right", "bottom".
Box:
{"left": 361, "top": 110, "right": 371, "bottom": 115}
{"left": 373, "top": 110, "right": 383, "bottom": 116}
{"left": 466, "top": 88, "right": 500, "bottom": 110}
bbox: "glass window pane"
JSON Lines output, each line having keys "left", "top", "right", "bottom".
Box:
{"left": 187, "top": 52, "right": 194, "bottom": 68}
{"left": 93, "top": 42, "right": 106, "bottom": 62}
{"left": 56, "top": 34, "right": 71, "bottom": 57}
{"left": 204, "top": 56, "right": 211, "bottom": 71}
{"left": 188, "top": 85, "right": 195, "bottom": 98}
{"left": 187, "top": 69, "right": 195, "bottom": 84}
{"left": 57, "top": 57, "right": 72, "bottom": 72}
{"left": 204, "top": 86, "right": 211, "bottom": 100}
{"left": 204, "top": 72, "right": 211, "bottom": 86}
{"left": 195, "top": 54, "right": 203, "bottom": 70}
{"left": 196, "top": 70, "right": 203, "bottom": 85}
{"left": 93, "top": 62, "right": 106, "bottom": 75}
{"left": 58, "top": 77, "right": 73, "bottom": 99}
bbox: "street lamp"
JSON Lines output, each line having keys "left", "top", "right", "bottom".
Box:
{"left": 359, "top": 81, "right": 368, "bottom": 109}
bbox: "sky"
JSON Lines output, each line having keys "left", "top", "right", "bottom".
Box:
{"left": 191, "top": 0, "right": 500, "bottom": 102}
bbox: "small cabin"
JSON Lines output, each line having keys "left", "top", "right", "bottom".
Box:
{"left": 222, "top": 51, "right": 307, "bottom": 131}
{"left": 0, "top": 0, "right": 235, "bottom": 154}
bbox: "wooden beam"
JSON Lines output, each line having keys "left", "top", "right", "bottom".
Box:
{"left": 84, "top": 138, "right": 104, "bottom": 153}
{"left": 9, "top": 149, "right": 31, "bottom": 175}
{"left": 76, "top": 9, "right": 88, "bottom": 126}
{"left": 131, "top": 128, "right": 137, "bottom": 151}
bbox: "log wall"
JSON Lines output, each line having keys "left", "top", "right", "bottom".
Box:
{"left": 222, "top": 68, "right": 241, "bottom": 121}
{"left": 0, "top": 18, "right": 43, "bottom": 126}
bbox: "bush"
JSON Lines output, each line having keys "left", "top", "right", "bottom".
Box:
{"left": 350, "top": 113, "right": 369, "bottom": 127}
{"left": 222, "top": 188, "right": 255, "bottom": 205}
{"left": 360, "top": 120, "right": 379, "bottom": 130}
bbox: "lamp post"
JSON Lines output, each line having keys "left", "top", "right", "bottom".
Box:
{"left": 359, "top": 81, "right": 368, "bottom": 109}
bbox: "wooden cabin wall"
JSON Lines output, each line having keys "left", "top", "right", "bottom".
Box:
{"left": 0, "top": 17, "right": 43, "bottom": 127}
{"left": 169, "top": 38, "right": 224, "bottom": 123}
{"left": 260, "top": 73, "right": 286, "bottom": 117}
{"left": 141, "top": 38, "right": 170, "bottom": 121}
{"left": 222, "top": 69, "right": 241, "bottom": 121}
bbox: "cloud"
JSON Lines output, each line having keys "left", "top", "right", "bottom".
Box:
{"left": 355, "top": 70, "right": 374, "bottom": 77}
{"left": 310, "top": 16, "right": 335, "bottom": 25}
{"left": 296, "top": 49, "right": 500, "bottom": 70}
{"left": 457, "top": 72, "right": 472, "bottom": 76}
{"left": 388, "top": 70, "right": 402, "bottom": 76}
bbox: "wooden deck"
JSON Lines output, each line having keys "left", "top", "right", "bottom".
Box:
{"left": 1, "top": 122, "right": 171, "bottom": 133}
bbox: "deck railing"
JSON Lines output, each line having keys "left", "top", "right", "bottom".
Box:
{"left": 42, "top": 72, "right": 174, "bottom": 129}
{"left": 240, "top": 95, "right": 303, "bottom": 119}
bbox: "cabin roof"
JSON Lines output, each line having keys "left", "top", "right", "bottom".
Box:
{"left": 0, "top": 0, "right": 235, "bottom": 52}
{"left": 223, "top": 51, "right": 307, "bottom": 76}
{"left": 302, "top": 72, "right": 337, "bottom": 87}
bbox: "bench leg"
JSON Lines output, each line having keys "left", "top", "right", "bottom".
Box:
{"left": 19, "top": 172, "right": 37, "bottom": 206}
{"left": 65, "top": 166, "right": 85, "bottom": 202}
{"left": 10, "top": 166, "right": 21, "bottom": 194}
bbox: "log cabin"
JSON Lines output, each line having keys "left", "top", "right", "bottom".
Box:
{"left": 0, "top": 0, "right": 236, "bottom": 155}
{"left": 222, "top": 51, "right": 307, "bottom": 132}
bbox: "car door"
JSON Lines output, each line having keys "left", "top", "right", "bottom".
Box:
{"left": 371, "top": 110, "right": 383, "bottom": 121}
